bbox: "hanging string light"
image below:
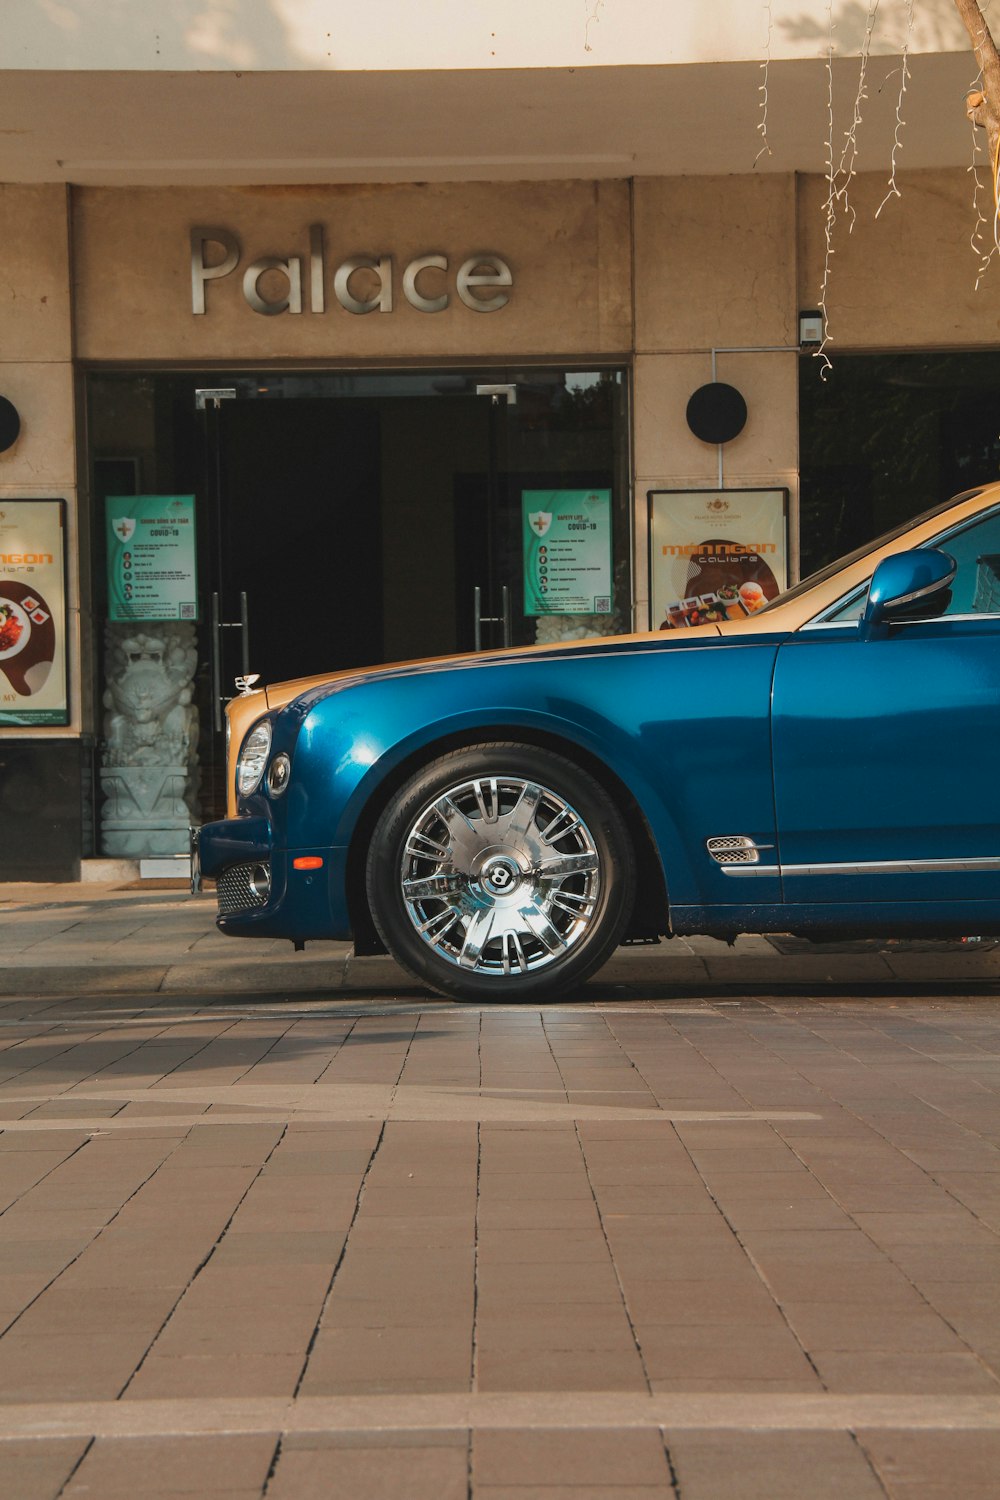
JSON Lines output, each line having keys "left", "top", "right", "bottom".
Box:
{"left": 875, "top": 0, "right": 914, "bottom": 218}
{"left": 753, "top": 0, "right": 774, "bottom": 167}
{"left": 815, "top": 1, "right": 838, "bottom": 377}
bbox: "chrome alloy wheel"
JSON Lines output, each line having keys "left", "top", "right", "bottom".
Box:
{"left": 399, "top": 775, "right": 602, "bottom": 976}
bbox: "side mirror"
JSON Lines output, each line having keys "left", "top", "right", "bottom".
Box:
{"left": 860, "top": 548, "right": 955, "bottom": 635}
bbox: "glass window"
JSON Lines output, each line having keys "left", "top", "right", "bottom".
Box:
{"left": 799, "top": 351, "right": 1000, "bottom": 578}
{"left": 819, "top": 503, "right": 1000, "bottom": 624}
{"left": 933, "top": 506, "right": 1000, "bottom": 615}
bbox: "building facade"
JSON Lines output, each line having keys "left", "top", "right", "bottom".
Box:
{"left": 0, "top": 2, "right": 996, "bottom": 876}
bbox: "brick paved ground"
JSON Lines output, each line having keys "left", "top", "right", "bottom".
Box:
{"left": 0, "top": 973, "right": 998, "bottom": 1497}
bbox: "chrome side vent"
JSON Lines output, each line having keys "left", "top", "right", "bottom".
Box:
{"left": 707, "top": 835, "right": 760, "bottom": 865}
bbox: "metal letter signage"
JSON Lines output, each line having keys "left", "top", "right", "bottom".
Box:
{"left": 190, "top": 227, "right": 512, "bottom": 316}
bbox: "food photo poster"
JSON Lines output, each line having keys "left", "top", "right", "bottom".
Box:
{"left": 0, "top": 499, "right": 69, "bottom": 726}
{"left": 648, "top": 489, "right": 788, "bottom": 629}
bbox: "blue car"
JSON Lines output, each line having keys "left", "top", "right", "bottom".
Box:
{"left": 198, "top": 484, "right": 1000, "bottom": 1000}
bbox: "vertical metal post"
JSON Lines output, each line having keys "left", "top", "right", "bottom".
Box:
{"left": 501, "top": 584, "right": 511, "bottom": 647}
{"left": 473, "top": 585, "right": 482, "bottom": 651}
{"left": 239, "top": 591, "right": 250, "bottom": 677}
{"left": 211, "top": 591, "right": 222, "bottom": 732}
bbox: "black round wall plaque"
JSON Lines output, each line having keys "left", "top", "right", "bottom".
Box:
{"left": 686, "top": 382, "right": 747, "bottom": 444}
{"left": 0, "top": 397, "right": 21, "bottom": 453}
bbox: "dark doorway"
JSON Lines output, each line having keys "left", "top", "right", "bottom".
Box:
{"left": 86, "top": 367, "right": 629, "bottom": 833}
{"left": 212, "top": 399, "right": 384, "bottom": 687}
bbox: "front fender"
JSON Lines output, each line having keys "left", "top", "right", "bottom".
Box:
{"left": 278, "top": 639, "right": 781, "bottom": 910}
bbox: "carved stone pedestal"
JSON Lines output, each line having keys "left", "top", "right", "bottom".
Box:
{"left": 100, "top": 764, "right": 197, "bottom": 856}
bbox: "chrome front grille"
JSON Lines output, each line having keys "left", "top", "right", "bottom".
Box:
{"left": 217, "top": 860, "right": 271, "bottom": 915}
{"left": 706, "top": 836, "right": 760, "bottom": 865}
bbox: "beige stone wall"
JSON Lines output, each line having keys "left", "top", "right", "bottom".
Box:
{"left": 631, "top": 176, "right": 800, "bottom": 622}
{"left": 72, "top": 182, "right": 632, "bottom": 363}
{"left": 796, "top": 168, "right": 1000, "bottom": 350}
{"left": 0, "top": 184, "right": 81, "bottom": 735}
{"left": 68, "top": 166, "right": 1000, "bottom": 639}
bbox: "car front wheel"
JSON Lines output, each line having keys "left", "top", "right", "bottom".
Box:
{"left": 365, "top": 743, "right": 636, "bottom": 1002}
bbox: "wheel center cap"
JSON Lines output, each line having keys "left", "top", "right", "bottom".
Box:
{"left": 480, "top": 854, "right": 521, "bottom": 897}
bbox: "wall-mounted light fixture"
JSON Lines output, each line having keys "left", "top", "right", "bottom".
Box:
{"left": 685, "top": 382, "right": 747, "bottom": 445}
{"left": 798, "top": 311, "right": 824, "bottom": 346}
{"left": 0, "top": 397, "right": 21, "bottom": 453}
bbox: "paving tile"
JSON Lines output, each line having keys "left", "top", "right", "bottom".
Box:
{"left": 7, "top": 1284, "right": 178, "bottom": 1339}
{"left": 476, "top": 1347, "right": 647, "bottom": 1391}
{"left": 477, "top": 1199, "right": 601, "bottom": 1230}
{"left": 635, "top": 1322, "right": 817, "bottom": 1381}
{"left": 150, "top": 1300, "right": 321, "bottom": 1357}
{"left": 300, "top": 1323, "right": 473, "bottom": 1393}
{"left": 476, "top": 1229, "right": 611, "bottom": 1264}
{"left": 62, "top": 1435, "right": 277, "bottom": 1495}
{"left": 476, "top": 1260, "right": 622, "bottom": 1305}
{"left": 813, "top": 1348, "right": 1000, "bottom": 1392}
{"left": 475, "top": 1308, "right": 637, "bottom": 1353}
{"left": 0, "top": 1330, "right": 151, "bottom": 1401}
{"left": 206, "top": 1230, "right": 347, "bottom": 1266}
{"left": 781, "top": 1301, "right": 968, "bottom": 1354}
{"left": 474, "top": 1485, "right": 675, "bottom": 1499}
{"left": 621, "top": 1278, "right": 784, "bottom": 1327}
{"left": 858, "top": 1429, "right": 1000, "bottom": 1499}
{"left": 268, "top": 1441, "right": 469, "bottom": 1500}
{"left": 0, "top": 1438, "right": 90, "bottom": 1500}
{"left": 473, "top": 1427, "right": 671, "bottom": 1486}
{"left": 851, "top": 1210, "right": 997, "bottom": 1246}
{"left": 665, "top": 1430, "right": 887, "bottom": 1498}
{"left": 123, "top": 1351, "right": 302, "bottom": 1398}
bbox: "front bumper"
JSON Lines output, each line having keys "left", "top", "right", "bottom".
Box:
{"left": 196, "top": 817, "right": 352, "bottom": 942}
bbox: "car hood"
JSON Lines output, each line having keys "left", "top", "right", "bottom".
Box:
{"left": 223, "top": 616, "right": 775, "bottom": 813}
{"left": 250, "top": 588, "right": 810, "bottom": 718}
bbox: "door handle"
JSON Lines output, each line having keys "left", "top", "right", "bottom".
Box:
{"left": 211, "top": 590, "right": 251, "bottom": 730}
{"left": 474, "top": 584, "right": 511, "bottom": 651}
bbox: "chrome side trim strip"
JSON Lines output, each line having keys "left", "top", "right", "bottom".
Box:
{"left": 787, "top": 857, "right": 1000, "bottom": 877}
{"left": 721, "top": 856, "right": 1000, "bottom": 878}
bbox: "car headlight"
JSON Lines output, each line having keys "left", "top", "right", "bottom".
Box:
{"left": 237, "top": 720, "right": 272, "bottom": 797}
{"left": 267, "top": 752, "right": 291, "bottom": 796}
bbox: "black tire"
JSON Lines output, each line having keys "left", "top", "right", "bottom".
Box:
{"left": 365, "top": 742, "right": 636, "bottom": 1002}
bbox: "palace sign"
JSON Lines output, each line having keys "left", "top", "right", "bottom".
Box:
{"left": 191, "top": 226, "right": 513, "bottom": 317}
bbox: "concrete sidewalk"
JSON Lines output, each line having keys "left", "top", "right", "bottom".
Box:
{"left": 2, "top": 880, "right": 1000, "bottom": 998}
{"left": 1, "top": 966, "right": 999, "bottom": 1498}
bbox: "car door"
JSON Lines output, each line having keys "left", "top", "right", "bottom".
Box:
{"left": 770, "top": 505, "right": 1000, "bottom": 913}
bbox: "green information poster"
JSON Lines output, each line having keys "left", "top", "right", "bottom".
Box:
{"left": 522, "top": 489, "right": 612, "bottom": 616}
{"left": 106, "top": 495, "right": 198, "bottom": 622}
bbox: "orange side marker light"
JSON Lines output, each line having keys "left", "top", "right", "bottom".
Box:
{"left": 293, "top": 856, "right": 324, "bottom": 870}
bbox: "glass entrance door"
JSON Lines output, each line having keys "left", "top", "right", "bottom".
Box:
{"left": 87, "top": 367, "right": 629, "bottom": 836}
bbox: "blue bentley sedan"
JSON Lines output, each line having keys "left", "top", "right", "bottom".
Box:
{"left": 198, "top": 484, "right": 1000, "bottom": 1001}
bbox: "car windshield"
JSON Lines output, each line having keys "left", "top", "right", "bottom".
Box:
{"left": 755, "top": 487, "right": 984, "bottom": 613}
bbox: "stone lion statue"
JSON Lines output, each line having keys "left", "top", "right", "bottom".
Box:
{"left": 102, "top": 624, "right": 199, "bottom": 768}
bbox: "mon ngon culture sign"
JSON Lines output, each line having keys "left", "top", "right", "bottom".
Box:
{"left": 191, "top": 227, "right": 513, "bottom": 316}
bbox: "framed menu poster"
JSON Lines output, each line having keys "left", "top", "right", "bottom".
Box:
{"left": 0, "top": 499, "right": 69, "bottom": 726}
{"left": 648, "top": 489, "right": 788, "bottom": 630}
